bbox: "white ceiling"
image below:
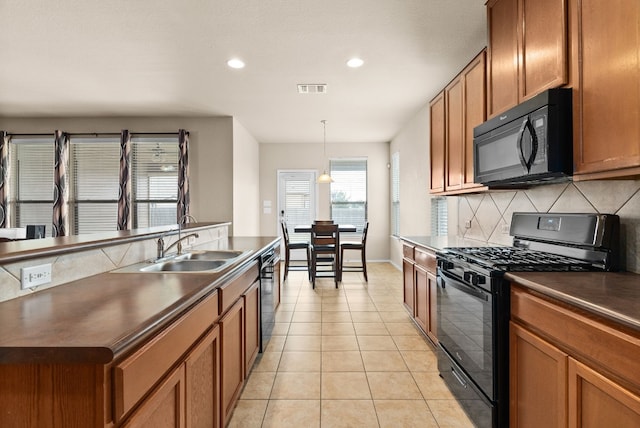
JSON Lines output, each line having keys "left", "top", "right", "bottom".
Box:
{"left": 1, "top": 0, "right": 487, "bottom": 144}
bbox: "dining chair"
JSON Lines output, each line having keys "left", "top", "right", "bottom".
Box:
{"left": 281, "top": 221, "right": 311, "bottom": 281}
{"left": 309, "top": 223, "right": 340, "bottom": 288}
{"left": 340, "top": 222, "right": 369, "bottom": 281}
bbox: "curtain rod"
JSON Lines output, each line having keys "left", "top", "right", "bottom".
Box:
{"left": 6, "top": 131, "right": 185, "bottom": 137}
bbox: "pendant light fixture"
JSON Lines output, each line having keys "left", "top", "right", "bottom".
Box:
{"left": 317, "top": 119, "right": 334, "bottom": 183}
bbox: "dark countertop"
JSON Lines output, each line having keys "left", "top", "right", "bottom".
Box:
{"left": 0, "top": 236, "right": 279, "bottom": 365}
{"left": 400, "top": 235, "right": 500, "bottom": 252}
{"left": 506, "top": 271, "right": 640, "bottom": 332}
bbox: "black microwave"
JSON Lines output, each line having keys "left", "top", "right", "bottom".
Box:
{"left": 473, "top": 88, "right": 573, "bottom": 187}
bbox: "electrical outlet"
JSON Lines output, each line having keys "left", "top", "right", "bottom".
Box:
{"left": 21, "top": 263, "right": 52, "bottom": 289}
{"left": 464, "top": 220, "right": 472, "bottom": 229}
{"left": 501, "top": 223, "right": 511, "bottom": 234}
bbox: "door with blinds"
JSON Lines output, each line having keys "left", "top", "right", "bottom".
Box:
{"left": 277, "top": 171, "right": 316, "bottom": 258}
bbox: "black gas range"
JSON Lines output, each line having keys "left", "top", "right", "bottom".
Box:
{"left": 435, "top": 212, "right": 620, "bottom": 428}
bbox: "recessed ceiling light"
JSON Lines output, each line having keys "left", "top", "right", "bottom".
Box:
{"left": 347, "top": 57, "right": 364, "bottom": 68}
{"left": 227, "top": 58, "right": 245, "bottom": 69}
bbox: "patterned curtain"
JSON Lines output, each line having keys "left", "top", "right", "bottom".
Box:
{"left": 117, "top": 130, "right": 132, "bottom": 230}
{"left": 177, "top": 129, "right": 190, "bottom": 222}
{"left": 52, "top": 130, "right": 69, "bottom": 237}
{"left": 0, "top": 131, "right": 9, "bottom": 228}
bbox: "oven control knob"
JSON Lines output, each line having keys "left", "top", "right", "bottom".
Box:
{"left": 438, "top": 260, "right": 453, "bottom": 270}
{"left": 463, "top": 271, "right": 472, "bottom": 282}
{"left": 471, "top": 274, "right": 486, "bottom": 285}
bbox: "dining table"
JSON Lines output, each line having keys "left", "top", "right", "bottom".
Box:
{"left": 293, "top": 224, "right": 357, "bottom": 282}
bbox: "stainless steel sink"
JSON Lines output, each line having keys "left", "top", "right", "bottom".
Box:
{"left": 140, "top": 259, "right": 227, "bottom": 272}
{"left": 111, "top": 249, "right": 252, "bottom": 273}
{"left": 179, "top": 250, "right": 246, "bottom": 261}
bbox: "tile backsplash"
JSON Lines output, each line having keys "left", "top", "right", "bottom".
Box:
{"left": 0, "top": 225, "right": 229, "bottom": 303}
{"left": 454, "top": 180, "right": 640, "bottom": 273}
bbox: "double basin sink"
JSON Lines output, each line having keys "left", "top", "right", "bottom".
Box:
{"left": 112, "top": 250, "right": 251, "bottom": 273}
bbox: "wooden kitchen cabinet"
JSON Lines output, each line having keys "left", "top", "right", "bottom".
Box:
{"left": 429, "top": 92, "right": 446, "bottom": 193}
{"left": 487, "top": 0, "right": 568, "bottom": 117}
{"left": 402, "top": 244, "right": 415, "bottom": 314}
{"left": 121, "top": 364, "right": 186, "bottom": 428}
{"left": 568, "top": 357, "right": 640, "bottom": 427}
{"left": 431, "top": 50, "right": 487, "bottom": 194}
{"left": 510, "top": 321, "right": 568, "bottom": 428}
{"left": 569, "top": 0, "right": 640, "bottom": 179}
{"left": 243, "top": 280, "right": 260, "bottom": 373}
{"left": 219, "top": 298, "right": 245, "bottom": 427}
{"left": 402, "top": 243, "right": 438, "bottom": 345}
{"left": 510, "top": 285, "right": 640, "bottom": 428}
{"left": 185, "top": 326, "right": 220, "bottom": 428}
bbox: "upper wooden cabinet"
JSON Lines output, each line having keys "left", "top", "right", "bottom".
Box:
{"left": 570, "top": 0, "right": 640, "bottom": 179}
{"left": 430, "top": 50, "right": 487, "bottom": 195}
{"left": 487, "top": 0, "right": 568, "bottom": 117}
{"left": 429, "top": 92, "right": 446, "bottom": 193}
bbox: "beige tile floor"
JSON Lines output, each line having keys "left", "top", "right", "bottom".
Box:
{"left": 227, "top": 263, "right": 474, "bottom": 428}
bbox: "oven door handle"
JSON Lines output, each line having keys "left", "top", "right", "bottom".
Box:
{"left": 439, "top": 270, "right": 489, "bottom": 302}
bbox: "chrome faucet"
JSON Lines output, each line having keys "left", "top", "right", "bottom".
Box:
{"left": 156, "top": 214, "right": 199, "bottom": 259}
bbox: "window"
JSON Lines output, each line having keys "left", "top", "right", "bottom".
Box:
{"left": 70, "top": 137, "right": 120, "bottom": 234}
{"left": 391, "top": 152, "right": 400, "bottom": 236}
{"left": 131, "top": 137, "right": 179, "bottom": 228}
{"left": 7, "top": 133, "right": 182, "bottom": 234}
{"left": 431, "top": 196, "right": 448, "bottom": 236}
{"left": 330, "top": 159, "right": 367, "bottom": 236}
{"left": 9, "top": 137, "right": 54, "bottom": 235}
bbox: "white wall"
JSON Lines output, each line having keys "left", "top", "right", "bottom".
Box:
{"left": 232, "top": 118, "right": 260, "bottom": 236}
{"left": 388, "top": 103, "right": 431, "bottom": 268}
{"left": 0, "top": 116, "right": 237, "bottom": 227}
{"left": 259, "top": 141, "right": 390, "bottom": 261}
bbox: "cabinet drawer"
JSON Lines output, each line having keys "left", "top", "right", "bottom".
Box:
{"left": 113, "top": 291, "right": 218, "bottom": 421}
{"left": 219, "top": 262, "right": 259, "bottom": 315}
{"left": 414, "top": 248, "right": 436, "bottom": 273}
{"left": 511, "top": 286, "right": 640, "bottom": 394}
{"left": 402, "top": 244, "right": 415, "bottom": 260}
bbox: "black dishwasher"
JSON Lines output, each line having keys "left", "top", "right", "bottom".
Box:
{"left": 259, "top": 248, "right": 276, "bottom": 352}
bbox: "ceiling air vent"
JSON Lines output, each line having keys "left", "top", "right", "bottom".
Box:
{"left": 297, "top": 84, "right": 327, "bottom": 94}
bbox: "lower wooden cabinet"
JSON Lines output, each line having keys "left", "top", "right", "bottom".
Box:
{"left": 510, "top": 285, "right": 640, "bottom": 428}
{"left": 185, "top": 326, "right": 220, "bottom": 428}
{"left": 401, "top": 243, "right": 437, "bottom": 345}
{"left": 220, "top": 299, "right": 245, "bottom": 427}
{"left": 122, "top": 364, "right": 186, "bottom": 428}
{"left": 243, "top": 280, "right": 260, "bottom": 373}
{"left": 568, "top": 358, "right": 640, "bottom": 427}
{"left": 510, "top": 321, "right": 568, "bottom": 428}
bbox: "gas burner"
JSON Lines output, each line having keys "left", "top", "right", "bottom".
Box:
{"left": 443, "top": 246, "right": 593, "bottom": 272}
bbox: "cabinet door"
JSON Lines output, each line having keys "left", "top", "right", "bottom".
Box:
{"left": 518, "top": 0, "right": 568, "bottom": 100}
{"left": 429, "top": 91, "right": 446, "bottom": 193}
{"left": 243, "top": 280, "right": 260, "bottom": 372}
{"left": 445, "top": 77, "right": 464, "bottom": 192}
{"left": 414, "top": 265, "right": 429, "bottom": 333}
{"left": 487, "top": 0, "right": 519, "bottom": 117}
{"left": 122, "top": 365, "right": 186, "bottom": 428}
{"left": 426, "top": 271, "right": 438, "bottom": 345}
{"left": 185, "top": 326, "right": 220, "bottom": 428}
{"left": 568, "top": 357, "right": 640, "bottom": 428}
{"left": 510, "top": 322, "right": 568, "bottom": 428}
{"left": 462, "top": 50, "right": 487, "bottom": 189}
{"left": 572, "top": 0, "right": 640, "bottom": 177}
{"left": 219, "top": 299, "right": 245, "bottom": 427}
{"left": 402, "top": 258, "right": 415, "bottom": 315}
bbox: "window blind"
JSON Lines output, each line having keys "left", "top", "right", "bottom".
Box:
{"left": 10, "top": 137, "right": 54, "bottom": 234}
{"left": 131, "top": 136, "right": 179, "bottom": 228}
{"left": 431, "top": 196, "right": 448, "bottom": 236}
{"left": 330, "top": 158, "right": 367, "bottom": 237}
{"left": 70, "top": 137, "right": 120, "bottom": 234}
{"left": 391, "top": 152, "right": 400, "bottom": 236}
